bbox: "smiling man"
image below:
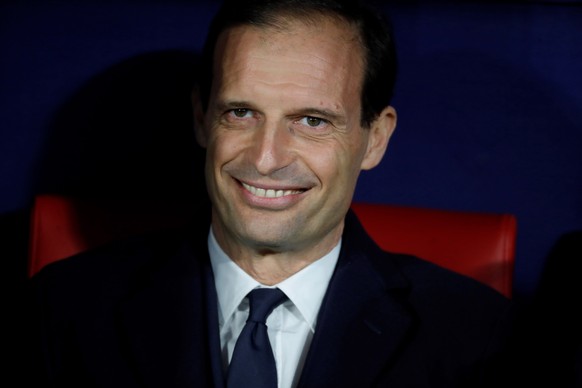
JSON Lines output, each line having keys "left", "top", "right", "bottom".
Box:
{"left": 26, "top": 1, "right": 514, "bottom": 387}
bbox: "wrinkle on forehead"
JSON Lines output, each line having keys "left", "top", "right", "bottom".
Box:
{"left": 262, "top": 16, "right": 363, "bottom": 72}
{"left": 213, "top": 17, "right": 365, "bottom": 107}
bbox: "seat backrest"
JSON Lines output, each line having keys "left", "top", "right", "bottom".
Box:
{"left": 28, "top": 194, "right": 516, "bottom": 298}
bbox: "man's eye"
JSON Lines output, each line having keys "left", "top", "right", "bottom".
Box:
{"left": 231, "top": 108, "right": 251, "bottom": 118}
{"left": 301, "top": 116, "right": 325, "bottom": 127}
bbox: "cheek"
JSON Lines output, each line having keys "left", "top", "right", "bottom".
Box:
{"left": 337, "top": 131, "right": 368, "bottom": 166}
{"left": 203, "top": 132, "right": 231, "bottom": 190}
{"left": 207, "top": 129, "right": 245, "bottom": 163}
{"left": 304, "top": 140, "right": 362, "bottom": 186}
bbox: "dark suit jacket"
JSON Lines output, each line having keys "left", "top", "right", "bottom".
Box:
{"left": 25, "top": 209, "right": 513, "bottom": 387}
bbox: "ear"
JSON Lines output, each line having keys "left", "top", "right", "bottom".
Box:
{"left": 360, "top": 105, "right": 397, "bottom": 170}
{"left": 191, "top": 87, "right": 208, "bottom": 148}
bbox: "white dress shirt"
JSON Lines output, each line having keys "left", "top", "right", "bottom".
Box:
{"left": 208, "top": 228, "right": 340, "bottom": 388}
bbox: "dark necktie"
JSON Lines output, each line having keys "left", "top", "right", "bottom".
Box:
{"left": 226, "top": 288, "right": 288, "bottom": 388}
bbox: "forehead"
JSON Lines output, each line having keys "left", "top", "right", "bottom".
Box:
{"left": 212, "top": 17, "right": 365, "bottom": 98}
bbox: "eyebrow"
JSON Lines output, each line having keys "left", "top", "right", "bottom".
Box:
{"left": 215, "top": 100, "right": 255, "bottom": 111}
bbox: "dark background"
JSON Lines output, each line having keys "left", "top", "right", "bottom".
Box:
{"left": 1, "top": 0, "right": 581, "bottom": 307}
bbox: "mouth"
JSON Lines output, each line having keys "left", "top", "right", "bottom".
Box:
{"left": 241, "top": 182, "right": 305, "bottom": 198}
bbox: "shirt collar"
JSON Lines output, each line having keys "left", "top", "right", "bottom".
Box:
{"left": 208, "top": 228, "right": 340, "bottom": 331}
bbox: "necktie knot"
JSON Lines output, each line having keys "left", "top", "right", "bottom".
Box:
{"left": 247, "top": 288, "right": 288, "bottom": 324}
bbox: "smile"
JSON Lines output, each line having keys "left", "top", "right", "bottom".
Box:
{"left": 242, "top": 182, "right": 304, "bottom": 198}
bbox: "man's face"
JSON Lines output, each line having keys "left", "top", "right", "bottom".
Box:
{"left": 196, "top": 17, "right": 394, "bottom": 260}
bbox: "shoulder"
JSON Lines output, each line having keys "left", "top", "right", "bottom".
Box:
{"left": 344, "top": 207, "right": 510, "bottom": 310}
{"left": 27, "top": 224, "right": 206, "bottom": 307}
{"left": 343, "top": 208, "right": 513, "bottom": 337}
{"left": 380, "top": 251, "right": 511, "bottom": 316}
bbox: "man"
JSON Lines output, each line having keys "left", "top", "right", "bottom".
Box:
{"left": 26, "top": 0, "right": 513, "bottom": 387}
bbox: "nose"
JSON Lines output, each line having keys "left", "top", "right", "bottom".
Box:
{"left": 250, "top": 120, "right": 294, "bottom": 176}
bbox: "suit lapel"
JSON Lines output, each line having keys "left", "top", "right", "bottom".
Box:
{"left": 298, "top": 211, "right": 414, "bottom": 387}
{"left": 119, "top": 234, "right": 219, "bottom": 388}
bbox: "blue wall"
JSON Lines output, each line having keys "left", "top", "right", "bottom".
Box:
{"left": 1, "top": 0, "right": 581, "bottom": 302}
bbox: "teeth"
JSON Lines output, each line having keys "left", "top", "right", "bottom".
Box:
{"left": 242, "top": 183, "right": 302, "bottom": 198}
